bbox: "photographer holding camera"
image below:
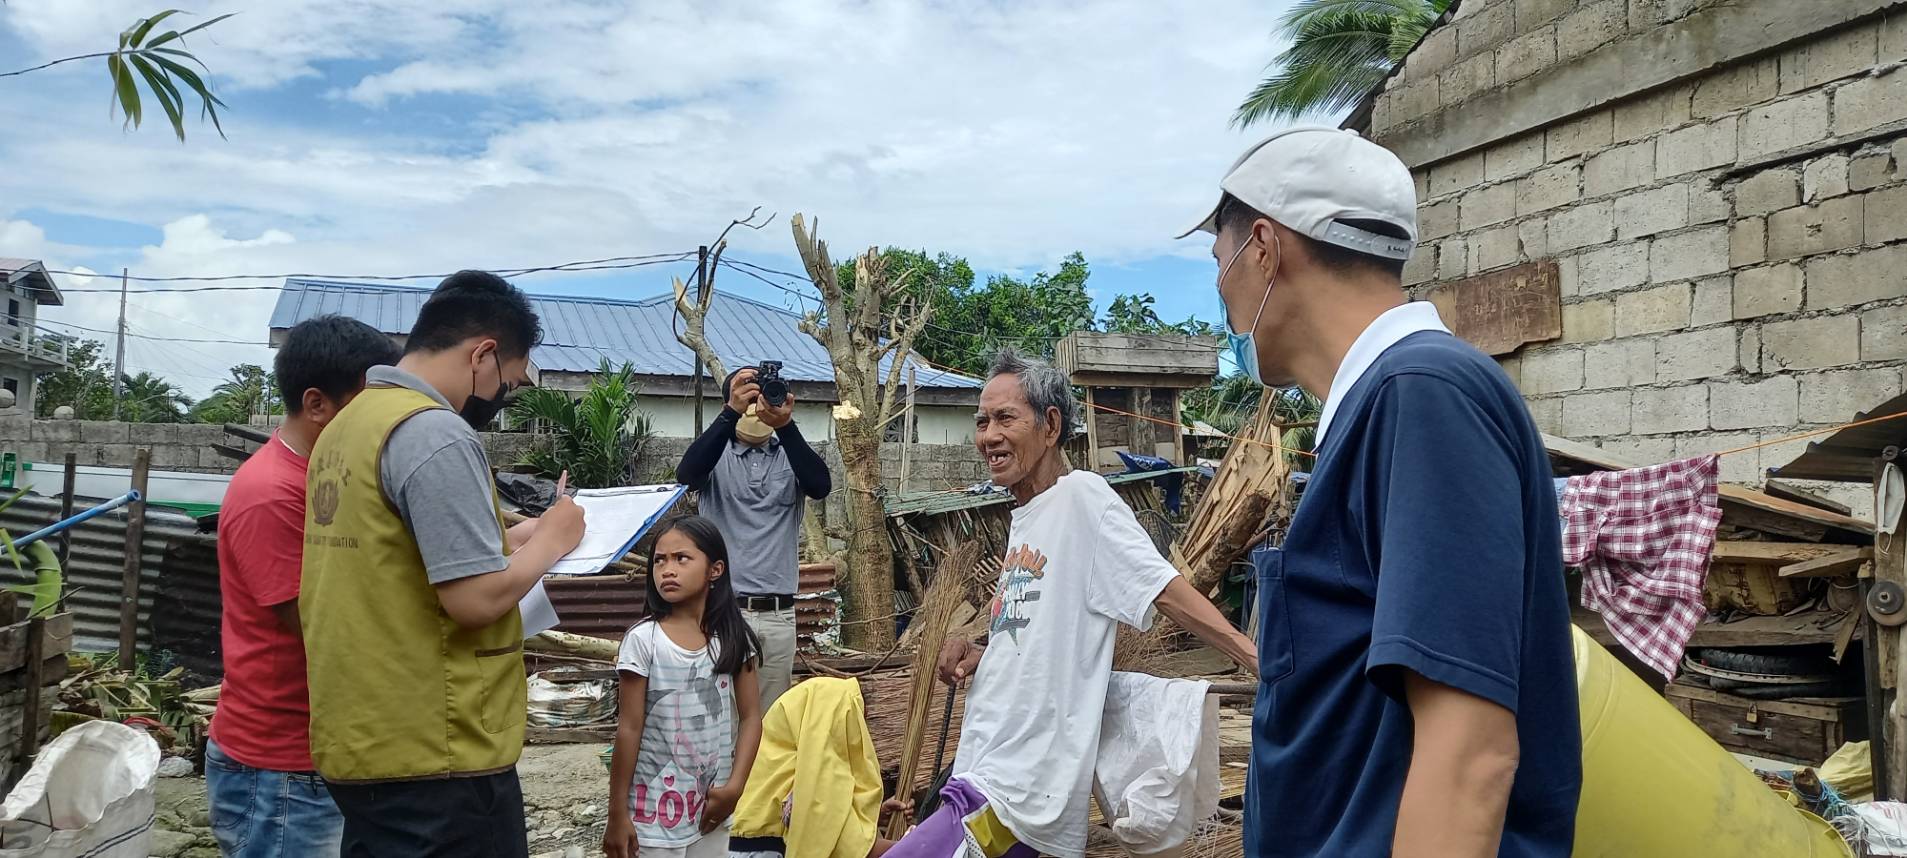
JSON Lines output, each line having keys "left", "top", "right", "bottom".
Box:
{"left": 675, "top": 362, "right": 832, "bottom": 710}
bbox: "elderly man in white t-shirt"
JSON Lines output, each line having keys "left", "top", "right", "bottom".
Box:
{"left": 880, "top": 349, "right": 1256, "bottom": 858}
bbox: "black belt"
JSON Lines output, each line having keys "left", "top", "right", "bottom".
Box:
{"left": 737, "top": 594, "right": 795, "bottom": 611}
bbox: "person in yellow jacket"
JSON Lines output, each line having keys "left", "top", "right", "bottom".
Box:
{"left": 733, "top": 677, "right": 914, "bottom": 858}
{"left": 301, "top": 270, "right": 585, "bottom": 858}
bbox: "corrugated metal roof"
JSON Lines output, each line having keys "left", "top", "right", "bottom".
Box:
{"left": 269, "top": 279, "right": 981, "bottom": 390}
{"left": 1769, "top": 390, "right": 1907, "bottom": 483}
{"left": 0, "top": 493, "right": 211, "bottom": 664}
{"left": 546, "top": 562, "right": 837, "bottom": 643}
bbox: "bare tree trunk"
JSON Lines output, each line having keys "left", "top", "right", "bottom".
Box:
{"left": 789, "top": 213, "right": 931, "bottom": 652}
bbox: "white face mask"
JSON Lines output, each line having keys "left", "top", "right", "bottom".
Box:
{"left": 1216, "top": 231, "right": 1280, "bottom": 386}
{"left": 1879, "top": 462, "right": 1905, "bottom": 551}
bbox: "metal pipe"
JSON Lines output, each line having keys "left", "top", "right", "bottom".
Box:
{"left": 7, "top": 490, "right": 142, "bottom": 551}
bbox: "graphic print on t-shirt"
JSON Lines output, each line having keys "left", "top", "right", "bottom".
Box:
{"left": 621, "top": 623, "right": 736, "bottom": 847}
{"left": 988, "top": 545, "right": 1047, "bottom": 645}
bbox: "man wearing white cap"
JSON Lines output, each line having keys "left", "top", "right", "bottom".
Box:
{"left": 1185, "top": 127, "right": 1579, "bottom": 858}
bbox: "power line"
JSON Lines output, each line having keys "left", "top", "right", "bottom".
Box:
{"left": 35, "top": 252, "right": 698, "bottom": 293}
{"left": 36, "top": 317, "right": 263, "bottom": 346}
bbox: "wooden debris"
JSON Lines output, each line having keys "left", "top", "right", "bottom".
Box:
{"left": 527, "top": 630, "right": 619, "bottom": 662}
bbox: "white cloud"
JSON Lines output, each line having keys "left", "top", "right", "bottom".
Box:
{"left": 0, "top": 0, "right": 1300, "bottom": 394}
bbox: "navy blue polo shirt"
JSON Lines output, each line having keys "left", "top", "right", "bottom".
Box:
{"left": 1245, "top": 331, "right": 1580, "bottom": 858}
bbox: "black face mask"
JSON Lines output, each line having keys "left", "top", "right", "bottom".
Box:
{"left": 459, "top": 351, "right": 511, "bottom": 430}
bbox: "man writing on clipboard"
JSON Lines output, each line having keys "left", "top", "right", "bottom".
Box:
{"left": 677, "top": 365, "right": 834, "bottom": 711}
{"left": 301, "top": 270, "right": 587, "bottom": 858}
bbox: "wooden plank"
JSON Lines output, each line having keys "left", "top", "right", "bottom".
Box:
{"left": 1423, "top": 261, "right": 1562, "bottom": 355}
{"left": 1068, "top": 371, "right": 1215, "bottom": 390}
{"left": 1710, "top": 541, "right": 1848, "bottom": 565}
{"left": 1668, "top": 683, "right": 1861, "bottom": 764}
{"left": 1084, "top": 387, "right": 1102, "bottom": 469}
{"left": 119, "top": 448, "right": 150, "bottom": 665}
{"left": 1573, "top": 607, "right": 1844, "bottom": 648}
{"left": 1765, "top": 479, "right": 1855, "bottom": 516}
{"left": 1780, "top": 546, "right": 1873, "bottom": 578}
{"left": 1132, "top": 388, "right": 1155, "bottom": 463}
{"left": 1720, "top": 484, "right": 1875, "bottom": 539}
{"left": 0, "top": 614, "right": 73, "bottom": 674}
{"left": 525, "top": 725, "right": 615, "bottom": 744}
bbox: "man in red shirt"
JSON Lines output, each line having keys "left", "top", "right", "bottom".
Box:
{"left": 207, "top": 315, "right": 400, "bottom": 857}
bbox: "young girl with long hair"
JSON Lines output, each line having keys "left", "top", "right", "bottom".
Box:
{"left": 605, "top": 516, "right": 764, "bottom": 858}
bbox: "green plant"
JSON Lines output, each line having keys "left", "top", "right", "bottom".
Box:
{"left": 508, "top": 360, "right": 655, "bottom": 489}
{"left": 1234, "top": 0, "right": 1453, "bottom": 127}
{"left": 0, "top": 9, "right": 233, "bottom": 141}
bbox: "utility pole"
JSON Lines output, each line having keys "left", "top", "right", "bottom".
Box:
{"left": 690, "top": 246, "right": 710, "bottom": 434}
{"left": 111, "top": 268, "right": 127, "bottom": 420}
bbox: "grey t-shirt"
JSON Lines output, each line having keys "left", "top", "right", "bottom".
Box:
{"left": 365, "top": 365, "right": 508, "bottom": 584}
{"left": 698, "top": 440, "right": 803, "bottom": 596}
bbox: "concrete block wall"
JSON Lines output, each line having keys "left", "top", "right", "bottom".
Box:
{"left": 1376, "top": 0, "right": 1907, "bottom": 515}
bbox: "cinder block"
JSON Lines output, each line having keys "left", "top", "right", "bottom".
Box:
{"left": 1691, "top": 275, "right": 1732, "bottom": 326}
{"left": 1585, "top": 141, "right": 1657, "bottom": 197}
{"left": 1559, "top": 0, "right": 1628, "bottom": 62}
{"left": 1557, "top": 254, "right": 1582, "bottom": 297}
{"left": 1628, "top": 0, "right": 1721, "bottom": 28}
{"left": 1458, "top": 1, "right": 1515, "bottom": 58}
{"left": 1561, "top": 299, "right": 1615, "bottom": 343}
{"left": 1887, "top": 11, "right": 1907, "bottom": 61}
{"left": 1407, "top": 26, "right": 1459, "bottom": 80}
{"left": 0, "top": 415, "right": 28, "bottom": 443}
{"left": 1741, "top": 325, "right": 1762, "bottom": 373}
{"left": 1803, "top": 244, "right": 1907, "bottom": 309}
{"left": 1439, "top": 52, "right": 1497, "bottom": 108}
{"left": 1761, "top": 314, "right": 1861, "bottom": 370}
{"left": 1546, "top": 111, "right": 1613, "bottom": 163}
{"left": 1631, "top": 385, "right": 1708, "bottom": 434}
{"left": 1739, "top": 92, "right": 1830, "bottom": 161}
{"left": 1710, "top": 376, "right": 1799, "bottom": 431}
{"left": 1562, "top": 389, "right": 1632, "bottom": 436}
{"left": 1514, "top": 0, "right": 1576, "bottom": 32}
{"left": 1804, "top": 153, "right": 1851, "bottom": 202}
{"left": 1414, "top": 169, "right": 1431, "bottom": 202}
{"left": 1691, "top": 57, "right": 1779, "bottom": 120}
{"left": 1779, "top": 22, "right": 1879, "bottom": 94}
{"left": 1734, "top": 263, "right": 1803, "bottom": 318}
{"left": 1861, "top": 304, "right": 1907, "bottom": 360}
{"left": 1799, "top": 368, "right": 1904, "bottom": 424}
{"left": 87, "top": 443, "right": 134, "bottom": 467}
{"left": 1486, "top": 133, "right": 1545, "bottom": 181}
{"left": 1393, "top": 77, "right": 1441, "bottom": 123}
{"left": 1614, "top": 283, "right": 1692, "bottom": 336}
{"left": 32, "top": 420, "right": 79, "bottom": 442}
{"left": 1689, "top": 179, "right": 1730, "bottom": 224}
{"left": 1520, "top": 347, "right": 1586, "bottom": 395}
{"left": 1767, "top": 196, "right": 1865, "bottom": 260}
{"left": 1528, "top": 397, "right": 1565, "bottom": 434}
{"left": 1548, "top": 201, "right": 1615, "bottom": 252}
{"left": 1431, "top": 152, "right": 1487, "bottom": 199}
{"left": 1438, "top": 236, "right": 1471, "bottom": 279}
{"left": 1473, "top": 224, "right": 1522, "bottom": 271}
{"left": 1518, "top": 216, "right": 1550, "bottom": 260}
{"left": 1866, "top": 185, "right": 1907, "bottom": 245}
{"left": 1574, "top": 240, "right": 1649, "bottom": 293}
{"left": 1517, "top": 162, "right": 1582, "bottom": 215}
{"left": 1833, "top": 70, "right": 1907, "bottom": 136}
{"left": 1656, "top": 116, "right": 1737, "bottom": 178}
{"left": 1850, "top": 152, "right": 1894, "bottom": 192}
{"left": 78, "top": 421, "right": 128, "bottom": 444}
{"left": 148, "top": 444, "right": 198, "bottom": 470}
{"left": 1655, "top": 326, "right": 1738, "bottom": 382}
{"left": 1614, "top": 183, "right": 1689, "bottom": 239}
{"left": 1730, "top": 217, "right": 1767, "bottom": 267}
{"left": 1616, "top": 82, "right": 1692, "bottom": 144}
{"left": 1684, "top": 433, "right": 1761, "bottom": 484}
{"left": 1461, "top": 182, "right": 1518, "bottom": 229}
{"left": 1736, "top": 168, "right": 1801, "bottom": 216}
{"left": 1605, "top": 436, "right": 1681, "bottom": 467}
{"left": 1403, "top": 246, "right": 1437, "bottom": 286}
{"left": 1497, "top": 27, "right": 1558, "bottom": 84}
{"left": 1421, "top": 200, "right": 1460, "bottom": 240}
{"left": 1648, "top": 225, "right": 1729, "bottom": 282}
{"left": 1586, "top": 338, "right": 1657, "bottom": 390}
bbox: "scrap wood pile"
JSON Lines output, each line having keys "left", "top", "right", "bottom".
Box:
{"left": 55, "top": 653, "right": 216, "bottom": 753}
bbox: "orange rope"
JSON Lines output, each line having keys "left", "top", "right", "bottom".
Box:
{"left": 1080, "top": 398, "right": 1317, "bottom": 459}
{"left": 1712, "top": 408, "right": 1907, "bottom": 457}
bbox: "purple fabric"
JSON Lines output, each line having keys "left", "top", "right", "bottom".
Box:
{"left": 881, "top": 778, "right": 1037, "bottom": 858}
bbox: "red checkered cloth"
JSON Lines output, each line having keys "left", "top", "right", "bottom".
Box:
{"left": 1560, "top": 455, "right": 1723, "bottom": 679}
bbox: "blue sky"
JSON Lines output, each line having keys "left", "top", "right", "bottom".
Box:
{"left": 0, "top": 1, "right": 1293, "bottom": 396}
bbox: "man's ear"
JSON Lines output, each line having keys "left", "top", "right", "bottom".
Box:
{"left": 1045, "top": 406, "right": 1065, "bottom": 445}
{"left": 301, "top": 388, "right": 333, "bottom": 424}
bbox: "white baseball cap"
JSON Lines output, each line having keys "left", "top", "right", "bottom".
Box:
{"left": 1179, "top": 126, "right": 1418, "bottom": 260}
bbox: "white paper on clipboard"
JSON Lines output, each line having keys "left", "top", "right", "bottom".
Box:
{"left": 519, "top": 580, "right": 559, "bottom": 638}
{"left": 547, "top": 484, "right": 688, "bottom": 575}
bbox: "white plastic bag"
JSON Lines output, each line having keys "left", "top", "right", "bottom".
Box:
{"left": 526, "top": 674, "right": 616, "bottom": 727}
{"left": 1092, "top": 673, "right": 1219, "bottom": 857}
{"left": 1853, "top": 801, "right": 1907, "bottom": 856}
{"left": 0, "top": 721, "right": 161, "bottom": 858}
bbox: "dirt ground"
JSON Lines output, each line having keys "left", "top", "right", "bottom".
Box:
{"left": 149, "top": 744, "right": 613, "bottom": 858}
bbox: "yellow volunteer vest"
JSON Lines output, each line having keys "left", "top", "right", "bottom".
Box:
{"left": 300, "top": 384, "right": 525, "bottom": 782}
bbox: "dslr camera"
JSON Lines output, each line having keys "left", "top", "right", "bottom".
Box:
{"left": 756, "top": 360, "right": 789, "bottom": 407}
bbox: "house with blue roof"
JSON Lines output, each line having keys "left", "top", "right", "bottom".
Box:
{"left": 267, "top": 278, "right": 985, "bottom": 442}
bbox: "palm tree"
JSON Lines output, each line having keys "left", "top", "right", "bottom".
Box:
{"left": 1234, "top": 0, "right": 1453, "bottom": 128}
{"left": 119, "top": 371, "right": 192, "bottom": 423}
{"left": 508, "top": 360, "right": 655, "bottom": 489}
{"left": 190, "top": 364, "right": 277, "bottom": 424}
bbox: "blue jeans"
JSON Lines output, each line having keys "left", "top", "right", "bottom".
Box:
{"left": 206, "top": 739, "right": 344, "bottom": 858}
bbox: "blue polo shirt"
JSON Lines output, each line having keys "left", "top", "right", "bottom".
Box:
{"left": 1244, "top": 331, "right": 1580, "bottom": 858}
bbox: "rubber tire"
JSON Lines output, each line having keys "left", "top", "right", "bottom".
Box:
{"left": 1728, "top": 681, "right": 1849, "bottom": 700}
{"left": 1695, "top": 648, "right": 1834, "bottom": 678}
